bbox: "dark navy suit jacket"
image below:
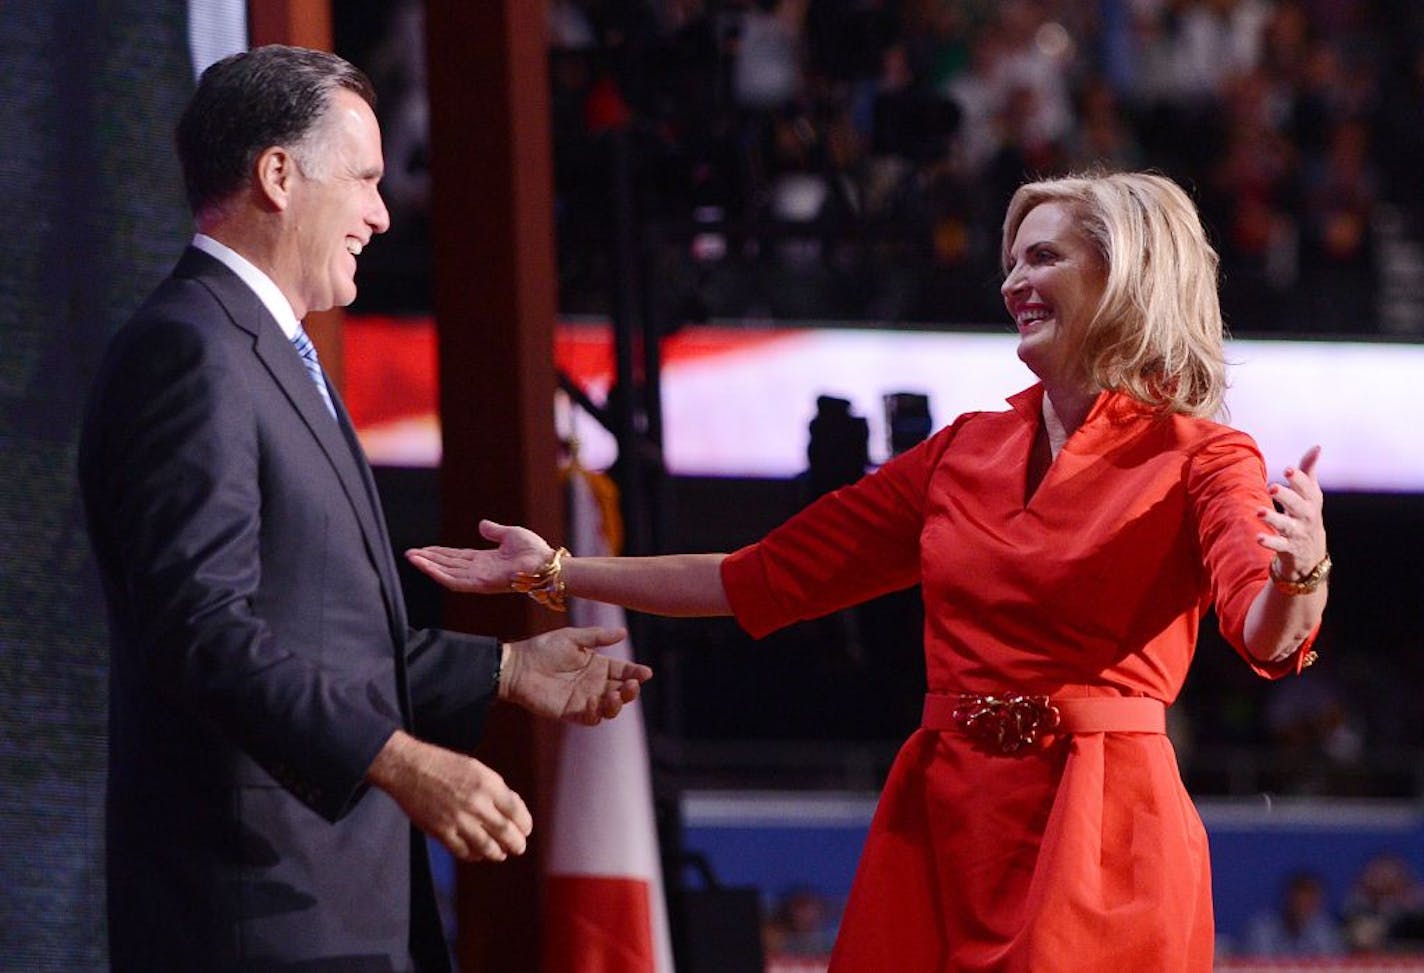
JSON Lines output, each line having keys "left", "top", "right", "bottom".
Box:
{"left": 80, "top": 248, "right": 498, "bottom": 971}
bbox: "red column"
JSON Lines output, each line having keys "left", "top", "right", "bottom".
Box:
{"left": 425, "top": 1, "right": 563, "bottom": 970}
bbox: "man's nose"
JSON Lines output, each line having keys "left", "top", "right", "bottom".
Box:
{"left": 370, "top": 190, "right": 391, "bottom": 235}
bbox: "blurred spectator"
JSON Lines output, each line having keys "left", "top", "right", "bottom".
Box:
{"left": 1262, "top": 662, "right": 1364, "bottom": 795}
{"left": 1203, "top": 66, "right": 1303, "bottom": 330}
{"left": 762, "top": 887, "right": 839, "bottom": 957}
{"left": 1296, "top": 116, "right": 1378, "bottom": 333}
{"left": 732, "top": 0, "right": 807, "bottom": 110}
{"left": 1243, "top": 871, "right": 1348, "bottom": 956}
{"left": 366, "top": 0, "right": 429, "bottom": 220}
{"left": 943, "top": 19, "right": 1010, "bottom": 173}
{"left": 1064, "top": 74, "right": 1142, "bottom": 172}
{"left": 1342, "top": 854, "right": 1424, "bottom": 954}
{"left": 992, "top": 0, "right": 1076, "bottom": 149}
{"left": 1127, "top": 0, "right": 1263, "bottom": 108}
{"left": 549, "top": 0, "right": 598, "bottom": 49}
{"left": 1375, "top": 46, "right": 1424, "bottom": 228}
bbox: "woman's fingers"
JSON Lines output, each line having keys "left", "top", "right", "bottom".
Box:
{"left": 1255, "top": 447, "right": 1327, "bottom": 567}
{"left": 1295, "top": 445, "right": 1322, "bottom": 482}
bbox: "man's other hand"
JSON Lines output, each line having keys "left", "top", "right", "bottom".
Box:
{"left": 367, "top": 731, "right": 532, "bottom": 862}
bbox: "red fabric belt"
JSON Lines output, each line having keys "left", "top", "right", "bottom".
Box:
{"left": 921, "top": 693, "right": 1166, "bottom": 753}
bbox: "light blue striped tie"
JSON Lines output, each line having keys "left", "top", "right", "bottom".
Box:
{"left": 290, "top": 323, "right": 337, "bottom": 419}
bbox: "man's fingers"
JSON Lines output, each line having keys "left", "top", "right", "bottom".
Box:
{"left": 602, "top": 658, "right": 653, "bottom": 686}
{"left": 611, "top": 660, "right": 653, "bottom": 683}
{"left": 465, "top": 828, "right": 506, "bottom": 862}
{"left": 587, "top": 679, "right": 649, "bottom": 722}
{"left": 477, "top": 777, "right": 530, "bottom": 845}
{"left": 440, "top": 827, "right": 474, "bottom": 862}
{"left": 482, "top": 817, "right": 524, "bottom": 859}
{"left": 458, "top": 783, "right": 531, "bottom": 860}
{"left": 575, "top": 626, "right": 627, "bottom": 649}
{"left": 496, "top": 787, "right": 534, "bottom": 837}
{"left": 597, "top": 693, "right": 625, "bottom": 721}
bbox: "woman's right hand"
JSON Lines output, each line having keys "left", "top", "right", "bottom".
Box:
{"left": 405, "top": 519, "right": 556, "bottom": 594}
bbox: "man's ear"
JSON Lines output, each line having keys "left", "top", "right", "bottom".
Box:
{"left": 255, "top": 146, "right": 298, "bottom": 211}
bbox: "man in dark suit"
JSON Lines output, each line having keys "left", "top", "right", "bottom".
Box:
{"left": 79, "top": 45, "right": 650, "bottom": 971}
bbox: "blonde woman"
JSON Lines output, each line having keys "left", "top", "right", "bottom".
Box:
{"left": 409, "top": 171, "right": 1329, "bottom": 971}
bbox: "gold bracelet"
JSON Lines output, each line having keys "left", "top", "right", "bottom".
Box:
{"left": 528, "top": 576, "right": 568, "bottom": 612}
{"left": 510, "top": 547, "right": 570, "bottom": 611}
{"left": 1270, "top": 552, "right": 1332, "bottom": 596}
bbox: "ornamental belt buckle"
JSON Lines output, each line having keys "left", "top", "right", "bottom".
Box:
{"left": 951, "top": 693, "right": 1061, "bottom": 754}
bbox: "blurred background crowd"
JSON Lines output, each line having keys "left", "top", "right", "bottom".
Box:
{"left": 349, "top": 0, "right": 1424, "bottom": 337}
{"left": 765, "top": 850, "right": 1424, "bottom": 959}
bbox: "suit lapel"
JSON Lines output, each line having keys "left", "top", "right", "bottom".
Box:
{"left": 178, "top": 248, "right": 409, "bottom": 643}
{"left": 329, "top": 385, "right": 410, "bottom": 637}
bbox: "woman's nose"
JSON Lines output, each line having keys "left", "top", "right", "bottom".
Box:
{"left": 1001, "top": 269, "right": 1025, "bottom": 298}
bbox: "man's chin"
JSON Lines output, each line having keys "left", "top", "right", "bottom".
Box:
{"left": 320, "top": 283, "right": 359, "bottom": 313}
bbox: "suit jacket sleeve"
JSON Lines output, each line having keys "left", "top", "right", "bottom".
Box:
{"left": 404, "top": 626, "right": 501, "bottom": 754}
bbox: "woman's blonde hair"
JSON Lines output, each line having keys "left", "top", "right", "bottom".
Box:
{"left": 1001, "top": 171, "right": 1228, "bottom": 417}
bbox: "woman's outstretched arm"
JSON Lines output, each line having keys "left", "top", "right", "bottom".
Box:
{"left": 406, "top": 519, "right": 732, "bottom": 617}
{"left": 561, "top": 553, "right": 731, "bottom": 616}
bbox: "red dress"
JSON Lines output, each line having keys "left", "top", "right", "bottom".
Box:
{"left": 720, "top": 385, "right": 1316, "bottom": 972}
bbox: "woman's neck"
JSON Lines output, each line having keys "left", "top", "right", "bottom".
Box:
{"left": 1041, "top": 380, "right": 1098, "bottom": 457}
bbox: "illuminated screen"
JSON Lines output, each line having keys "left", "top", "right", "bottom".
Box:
{"left": 349, "top": 320, "right": 1424, "bottom": 494}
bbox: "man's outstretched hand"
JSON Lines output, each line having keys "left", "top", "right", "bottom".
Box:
{"left": 502, "top": 626, "right": 650, "bottom": 726}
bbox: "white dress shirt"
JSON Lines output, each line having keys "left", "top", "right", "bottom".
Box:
{"left": 191, "top": 234, "right": 303, "bottom": 341}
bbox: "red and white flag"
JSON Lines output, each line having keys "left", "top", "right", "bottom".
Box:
{"left": 541, "top": 464, "right": 675, "bottom": 973}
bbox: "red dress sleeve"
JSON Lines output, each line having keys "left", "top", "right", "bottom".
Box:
{"left": 720, "top": 419, "right": 962, "bottom": 638}
{"left": 1187, "top": 429, "right": 1319, "bottom": 678}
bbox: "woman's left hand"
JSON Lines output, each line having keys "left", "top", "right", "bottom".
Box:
{"left": 1256, "top": 445, "right": 1328, "bottom": 579}
{"left": 406, "top": 519, "right": 555, "bottom": 594}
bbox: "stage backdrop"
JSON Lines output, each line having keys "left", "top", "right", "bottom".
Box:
{"left": 0, "top": 3, "right": 232, "bottom": 966}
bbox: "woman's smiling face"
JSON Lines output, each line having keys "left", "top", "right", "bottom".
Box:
{"left": 1000, "top": 201, "right": 1108, "bottom": 386}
